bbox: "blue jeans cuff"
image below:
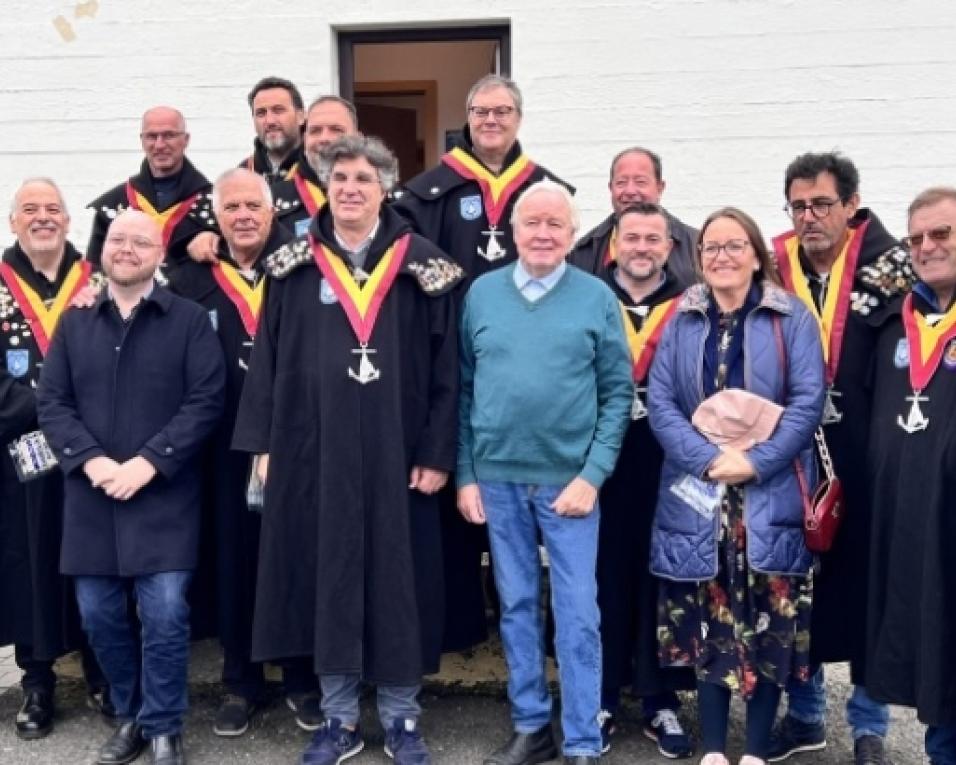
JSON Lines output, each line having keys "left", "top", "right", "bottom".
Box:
{"left": 787, "top": 709, "right": 826, "bottom": 726}
{"left": 852, "top": 728, "right": 888, "bottom": 741}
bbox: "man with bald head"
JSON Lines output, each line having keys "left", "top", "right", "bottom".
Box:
{"left": 1, "top": 178, "right": 110, "bottom": 739}
{"left": 38, "top": 209, "right": 225, "bottom": 765}
{"left": 458, "top": 180, "right": 632, "bottom": 764}
{"left": 86, "top": 106, "right": 218, "bottom": 272}
{"left": 571, "top": 146, "right": 698, "bottom": 288}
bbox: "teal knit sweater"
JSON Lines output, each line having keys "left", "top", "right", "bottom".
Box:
{"left": 457, "top": 264, "right": 632, "bottom": 489}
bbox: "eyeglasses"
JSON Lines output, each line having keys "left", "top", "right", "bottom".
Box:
{"left": 783, "top": 198, "right": 840, "bottom": 219}
{"left": 105, "top": 234, "right": 161, "bottom": 252}
{"left": 700, "top": 239, "right": 750, "bottom": 258}
{"left": 467, "top": 105, "right": 516, "bottom": 120}
{"left": 902, "top": 224, "right": 953, "bottom": 251}
{"left": 140, "top": 131, "right": 185, "bottom": 144}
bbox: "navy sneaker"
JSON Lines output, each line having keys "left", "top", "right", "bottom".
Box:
{"left": 300, "top": 718, "right": 364, "bottom": 765}
{"left": 597, "top": 709, "right": 616, "bottom": 754}
{"left": 384, "top": 718, "right": 432, "bottom": 765}
{"left": 643, "top": 709, "right": 694, "bottom": 759}
{"left": 767, "top": 715, "right": 827, "bottom": 762}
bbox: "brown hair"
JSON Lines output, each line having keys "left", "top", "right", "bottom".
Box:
{"left": 907, "top": 186, "right": 956, "bottom": 221}
{"left": 696, "top": 206, "right": 780, "bottom": 286}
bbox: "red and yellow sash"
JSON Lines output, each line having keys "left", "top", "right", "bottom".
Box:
{"left": 0, "top": 260, "right": 92, "bottom": 356}
{"left": 292, "top": 169, "right": 327, "bottom": 217}
{"left": 309, "top": 234, "right": 409, "bottom": 345}
{"left": 620, "top": 297, "right": 678, "bottom": 383}
{"left": 210, "top": 262, "right": 264, "bottom": 338}
{"left": 441, "top": 147, "right": 536, "bottom": 226}
{"left": 901, "top": 293, "right": 956, "bottom": 392}
{"left": 125, "top": 182, "right": 200, "bottom": 249}
{"left": 602, "top": 227, "right": 618, "bottom": 267}
{"left": 772, "top": 222, "right": 867, "bottom": 384}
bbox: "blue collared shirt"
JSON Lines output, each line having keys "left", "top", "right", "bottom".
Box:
{"left": 513, "top": 260, "right": 567, "bottom": 302}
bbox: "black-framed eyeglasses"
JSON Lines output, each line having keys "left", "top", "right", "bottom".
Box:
{"left": 467, "top": 105, "right": 516, "bottom": 120}
{"left": 783, "top": 198, "right": 840, "bottom": 219}
{"left": 902, "top": 224, "right": 953, "bottom": 251}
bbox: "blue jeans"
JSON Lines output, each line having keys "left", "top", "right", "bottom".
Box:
{"left": 480, "top": 480, "right": 602, "bottom": 757}
{"left": 785, "top": 666, "right": 889, "bottom": 739}
{"left": 75, "top": 571, "right": 192, "bottom": 738}
{"left": 926, "top": 724, "right": 956, "bottom": 765}
{"left": 320, "top": 673, "right": 421, "bottom": 729}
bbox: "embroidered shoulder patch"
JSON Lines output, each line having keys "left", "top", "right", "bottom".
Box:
{"left": 263, "top": 238, "right": 313, "bottom": 279}
{"left": 857, "top": 246, "right": 914, "bottom": 299}
{"left": 189, "top": 192, "right": 217, "bottom": 226}
{"left": 406, "top": 258, "right": 464, "bottom": 293}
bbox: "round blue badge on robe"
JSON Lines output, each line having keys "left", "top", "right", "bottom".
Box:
{"left": 320, "top": 278, "right": 339, "bottom": 304}
{"left": 6, "top": 348, "right": 29, "bottom": 377}
{"left": 944, "top": 338, "right": 956, "bottom": 370}
{"left": 460, "top": 195, "right": 482, "bottom": 221}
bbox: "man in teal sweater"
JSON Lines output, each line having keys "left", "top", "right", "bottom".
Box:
{"left": 457, "top": 179, "right": 632, "bottom": 765}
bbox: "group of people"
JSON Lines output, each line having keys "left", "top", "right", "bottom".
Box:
{"left": 0, "top": 72, "right": 952, "bottom": 765}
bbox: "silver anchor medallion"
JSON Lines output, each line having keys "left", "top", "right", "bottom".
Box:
{"left": 348, "top": 345, "right": 380, "bottom": 384}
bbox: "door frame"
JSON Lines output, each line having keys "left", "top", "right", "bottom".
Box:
{"left": 336, "top": 24, "right": 512, "bottom": 102}
{"left": 354, "top": 80, "right": 439, "bottom": 168}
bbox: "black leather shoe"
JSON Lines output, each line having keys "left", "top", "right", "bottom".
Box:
{"left": 564, "top": 758, "right": 599, "bottom": 764}
{"left": 15, "top": 690, "right": 54, "bottom": 740}
{"left": 97, "top": 721, "right": 145, "bottom": 764}
{"left": 484, "top": 724, "right": 558, "bottom": 765}
{"left": 150, "top": 733, "right": 186, "bottom": 765}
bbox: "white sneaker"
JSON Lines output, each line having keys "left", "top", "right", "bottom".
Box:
{"left": 700, "top": 754, "right": 730, "bottom": 765}
{"left": 739, "top": 757, "right": 766, "bottom": 765}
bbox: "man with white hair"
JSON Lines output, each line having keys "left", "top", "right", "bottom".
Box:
{"left": 1, "top": 177, "right": 110, "bottom": 739}
{"left": 457, "top": 180, "right": 632, "bottom": 765}
{"left": 86, "top": 106, "right": 218, "bottom": 271}
{"left": 166, "top": 168, "right": 319, "bottom": 737}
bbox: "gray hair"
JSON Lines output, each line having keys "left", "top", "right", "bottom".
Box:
{"left": 465, "top": 74, "right": 523, "bottom": 116}
{"left": 316, "top": 135, "right": 399, "bottom": 193}
{"left": 10, "top": 177, "right": 69, "bottom": 217}
{"left": 511, "top": 179, "right": 580, "bottom": 234}
{"left": 908, "top": 186, "right": 956, "bottom": 221}
{"left": 212, "top": 167, "right": 273, "bottom": 212}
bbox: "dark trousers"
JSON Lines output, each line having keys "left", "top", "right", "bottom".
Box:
{"left": 221, "top": 650, "right": 317, "bottom": 700}
{"left": 16, "top": 642, "right": 106, "bottom": 695}
{"left": 698, "top": 680, "right": 781, "bottom": 758}
{"left": 926, "top": 724, "right": 956, "bottom": 765}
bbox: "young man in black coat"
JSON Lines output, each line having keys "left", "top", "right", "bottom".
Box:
{"left": 37, "top": 210, "right": 225, "bottom": 765}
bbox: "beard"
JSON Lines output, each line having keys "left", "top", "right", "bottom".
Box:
{"left": 262, "top": 129, "right": 296, "bottom": 153}
{"left": 103, "top": 262, "right": 156, "bottom": 288}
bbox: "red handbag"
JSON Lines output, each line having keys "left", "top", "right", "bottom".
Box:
{"left": 794, "top": 428, "right": 845, "bottom": 553}
{"left": 772, "top": 315, "right": 846, "bottom": 553}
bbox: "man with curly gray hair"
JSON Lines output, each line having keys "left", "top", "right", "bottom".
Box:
{"left": 234, "top": 134, "right": 466, "bottom": 765}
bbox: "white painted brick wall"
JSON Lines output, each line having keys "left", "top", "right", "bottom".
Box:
{"left": 2, "top": 0, "right": 954, "bottom": 249}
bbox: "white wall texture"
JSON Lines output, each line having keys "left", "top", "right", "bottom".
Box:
{"left": 2, "top": 0, "right": 955, "bottom": 250}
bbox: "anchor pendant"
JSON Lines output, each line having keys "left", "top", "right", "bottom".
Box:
{"left": 631, "top": 385, "right": 648, "bottom": 420}
{"left": 348, "top": 344, "right": 380, "bottom": 384}
{"left": 897, "top": 390, "right": 929, "bottom": 434}
{"left": 821, "top": 387, "right": 844, "bottom": 426}
{"left": 478, "top": 226, "right": 507, "bottom": 262}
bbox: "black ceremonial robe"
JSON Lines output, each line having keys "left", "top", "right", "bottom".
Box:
{"left": 392, "top": 128, "right": 571, "bottom": 651}
{"left": 596, "top": 267, "right": 694, "bottom": 698}
{"left": 86, "top": 157, "right": 216, "bottom": 272}
{"left": 865, "top": 289, "right": 956, "bottom": 726}
{"left": 0, "top": 242, "right": 95, "bottom": 657}
{"left": 232, "top": 205, "right": 463, "bottom": 684}
{"left": 772, "top": 209, "right": 911, "bottom": 679}
{"left": 167, "top": 221, "right": 293, "bottom": 653}
{"left": 571, "top": 211, "right": 700, "bottom": 290}
{"left": 270, "top": 146, "right": 326, "bottom": 239}
{"left": 239, "top": 138, "right": 300, "bottom": 186}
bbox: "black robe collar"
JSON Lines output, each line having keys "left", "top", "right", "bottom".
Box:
{"left": 1, "top": 241, "right": 85, "bottom": 296}
{"left": 124, "top": 157, "right": 210, "bottom": 210}
{"left": 602, "top": 263, "right": 683, "bottom": 312}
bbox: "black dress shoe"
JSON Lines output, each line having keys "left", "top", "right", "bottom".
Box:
{"left": 97, "top": 721, "right": 145, "bottom": 764}
{"left": 150, "top": 733, "right": 186, "bottom": 765}
{"left": 485, "top": 724, "right": 558, "bottom": 765}
{"left": 15, "top": 690, "right": 54, "bottom": 740}
{"left": 564, "top": 758, "right": 599, "bottom": 764}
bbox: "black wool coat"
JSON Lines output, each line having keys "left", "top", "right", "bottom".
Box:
{"left": 37, "top": 286, "right": 225, "bottom": 576}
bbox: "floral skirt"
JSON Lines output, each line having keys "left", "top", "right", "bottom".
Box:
{"left": 657, "top": 486, "right": 813, "bottom": 699}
